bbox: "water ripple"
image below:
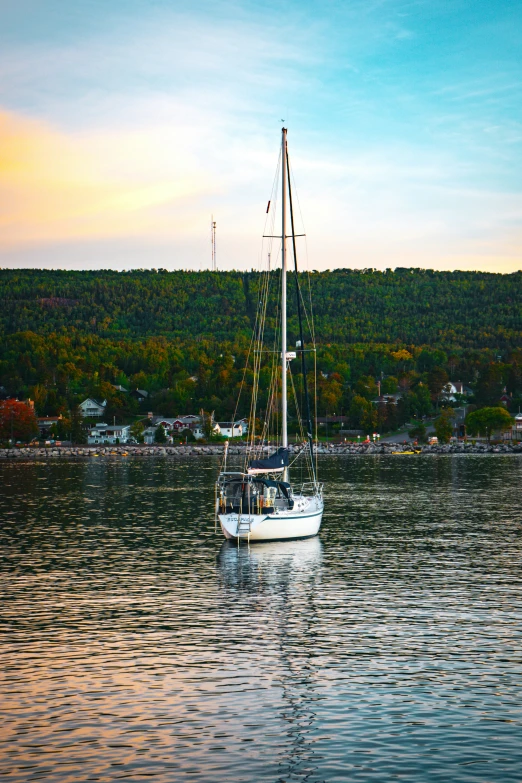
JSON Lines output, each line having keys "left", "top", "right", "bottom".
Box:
{"left": 1, "top": 456, "right": 521, "bottom": 782}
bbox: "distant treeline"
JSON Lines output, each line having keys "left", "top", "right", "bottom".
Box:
{"left": 0, "top": 268, "right": 521, "bottom": 432}
{"left": 1, "top": 267, "right": 521, "bottom": 347}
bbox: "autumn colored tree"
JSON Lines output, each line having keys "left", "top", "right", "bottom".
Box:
{"left": 0, "top": 400, "right": 38, "bottom": 442}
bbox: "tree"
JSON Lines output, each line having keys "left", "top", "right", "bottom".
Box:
{"left": 154, "top": 425, "right": 167, "bottom": 443}
{"left": 466, "top": 407, "right": 513, "bottom": 443}
{"left": 0, "top": 400, "right": 38, "bottom": 442}
{"left": 381, "top": 376, "right": 398, "bottom": 394}
{"left": 70, "top": 406, "right": 86, "bottom": 444}
{"left": 428, "top": 367, "right": 449, "bottom": 402}
{"left": 130, "top": 420, "right": 145, "bottom": 443}
{"left": 475, "top": 365, "right": 504, "bottom": 407}
{"left": 201, "top": 409, "right": 215, "bottom": 439}
{"left": 434, "top": 409, "right": 454, "bottom": 444}
{"left": 409, "top": 422, "right": 428, "bottom": 443}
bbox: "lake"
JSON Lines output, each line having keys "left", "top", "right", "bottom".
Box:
{"left": 1, "top": 455, "right": 521, "bottom": 782}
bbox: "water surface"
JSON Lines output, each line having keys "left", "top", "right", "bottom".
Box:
{"left": 1, "top": 455, "right": 521, "bottom": 782}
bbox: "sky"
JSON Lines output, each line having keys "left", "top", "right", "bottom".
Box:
{"left": 0, "top": 0, "right": 521, "bottom": 272}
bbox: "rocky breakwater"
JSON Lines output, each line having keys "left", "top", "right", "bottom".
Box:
{"left": 312, "top": 441, "right": 522, "bottom": 455}
{"left": 1, "top": 442, "right": 521, "bottom": 460}
{"left": 1, "top": 441, "right": 521, "bottom": 460}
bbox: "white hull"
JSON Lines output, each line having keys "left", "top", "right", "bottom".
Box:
{"left": 219, "top": 495, "right": 323, "bottom": 541}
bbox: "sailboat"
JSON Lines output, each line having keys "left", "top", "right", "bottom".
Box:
{"left": 216, "top": 128, "right": 324, "bottom": 542}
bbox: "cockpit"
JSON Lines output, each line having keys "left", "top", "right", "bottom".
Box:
{"left": 218, "top": 473, "right": 294, "bottom": 514}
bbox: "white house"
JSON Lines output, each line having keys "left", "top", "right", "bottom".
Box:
{"left": 234, "top": 419, "right": 249, "bottom": 435}
{"left": 441, "top": 382, "right": 473, "bottom": 402}
{"left": 505, "top": 412, "right": 522, "bottom": 441}
{"left": 87, "top": 423, "right": 131, "bottom": 444}
{"left": 143, "top": 426, "right": 157, "bottom": 444}
{"left": 217, "top": 421, "right": 243, "bottom": 438}
{"left": 79, "top": 398, "right": 107, "bottom": 418}
{"left": 192, "top": 421, "right": 221, "bottom": 440}
{"left": 142, "top": 425, "right": 176, "bottom": 444}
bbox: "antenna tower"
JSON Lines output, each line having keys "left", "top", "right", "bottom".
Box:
{"left": 211, "top": 216, "right": 217, "bottom": 271}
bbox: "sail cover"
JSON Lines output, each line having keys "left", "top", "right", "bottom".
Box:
{"left": 248, "top": 447, "right": 289, "bottom": 474}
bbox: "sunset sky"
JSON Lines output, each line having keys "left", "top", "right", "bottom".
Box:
{"left": 1, "top": 0, "right": 521, "bottom": 272}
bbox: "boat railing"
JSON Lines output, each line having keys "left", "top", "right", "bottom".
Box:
{"left": 299, "top": 481, "right": 324, "bottom": 499}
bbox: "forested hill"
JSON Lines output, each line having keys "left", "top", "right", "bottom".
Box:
{"left": 1, "top": 268, "right": 521, "bottom": 349}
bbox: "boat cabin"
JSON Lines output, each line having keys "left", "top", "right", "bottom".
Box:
{"left": 217, "top": 473, "right": 294, "bottom": 515}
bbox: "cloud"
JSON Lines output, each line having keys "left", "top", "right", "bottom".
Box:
{"left": 0, "top": 109, "right": 213, "bottom": 248}
{"left": 0, "top": 1, "right": 521, "bottom": 272}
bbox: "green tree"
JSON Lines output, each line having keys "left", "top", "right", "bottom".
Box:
{"left": 70, "top": 407, "right": 86, "bottom": 444}
{"left": 434, "top": 410, "right": 454, "bottom": 443}
{"left": 130, "top": 420, "right": 145, "bottom": 443}
{"left": 409, "top": 422, "right": 428, "bottom": 443}
{"left": 381, "top": 376, "right": 398, "bottom": 394}
{"left": 154, "top": 425, "right": 167, "bottom": 443}
{"left": 475, "top": 365, "right": 504, "bottom": 407}
{"left": 466, "top": 407, "right": 513, "bottom": 443}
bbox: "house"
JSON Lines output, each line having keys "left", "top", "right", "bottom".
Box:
{"left": 87, "top": 423, "right": 131, "bottom": 444}
{"left": 79, "top": 398, "right": 107, "bottom": 418}
{"left": 150, "top": 415, "right": 203, "bottom": 433}
{"left": 130, "top": 389, "right": 149, "bottom": 403}
{"left": 112, "top": 384, "right": 128, "bottom": 393}
{"left": 217, "top": 421, "right": 243, "bottom": 438}
{"left": 143, "top": 425, "right": 173, "bottom": 444}
{"left": 441, "top": 382, "right": 473, "bottom": 402}
{"left": 372, "top": 394, "right": 401, "bottom": 406}
{"left": 143, "top": 426, "right": 157, "bottom": 444}
{"left": 37, "top": 415, "right": 63, "bottom": 433}
{"left": 235, "top": 418, "right": 249, "bottom": 436}
{"left": 316, "top": 415, "right": 349, "bottom": 426}
{"left": 505, "top": 412, "right": 522, "bottom": 441}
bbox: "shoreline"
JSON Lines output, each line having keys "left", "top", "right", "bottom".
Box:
{"left": 1, "top": 442, "right": 520, "bottom": 460}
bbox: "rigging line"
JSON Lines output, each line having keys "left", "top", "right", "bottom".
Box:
{"left": 249, "top": 256, "right": 278, "bottom": 464}
{"left": 260, "top": 272, "right": 282, "bottom": 453}
{"left": 288, "top": 160, "right": 317, "bottom": 347}
{"left": 250, "top": 262, "right": 271, "bottom": 461}
{"left": 233, "top": 265, "right": 267, "bottom": 442}
{"left": 246, "top": 262, "right": 270, "bottom": 463}
{"left": 248, "top": 186, "right": 280, "bottom": 460}
{"left": 286, "top": 150, "right": 317, "bottom": 485}
{"left": 258, "top": 151, "right": 281, "bottom": 272}
{"left": 314, "top": 343, "right": 318, "bottom": 478}
{"left": 263, "top": 277, "right": 281, "bottom": 451}
{"left": 287, "top": 363, "right": 314, "bottom": 477}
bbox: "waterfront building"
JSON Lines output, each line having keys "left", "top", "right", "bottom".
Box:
{"left": 87, "top": 423, "right": 131, "bottom": 444}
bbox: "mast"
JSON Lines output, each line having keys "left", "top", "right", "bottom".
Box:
{"left": 286, "top": 151, "right": 317, "bottom": 485}
{"left": 281, "top": 128, "right": 288, "bottom": 476}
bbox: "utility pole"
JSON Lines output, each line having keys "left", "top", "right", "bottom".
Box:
{"left": 211, "top": 216, "right": 217, "bottom": 271}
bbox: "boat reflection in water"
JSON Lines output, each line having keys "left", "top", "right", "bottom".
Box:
{"left": 217, "top": 538, "right": 325, "bottom": 782}
{"left": 217, "top": 536, "right": 323, "bottom": 591}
